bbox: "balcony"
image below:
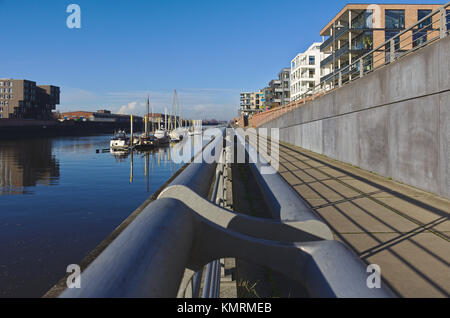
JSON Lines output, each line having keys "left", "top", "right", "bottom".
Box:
{"left": 320, "top": 25, "right": 349, "bottom": 51}
{"left": 320, "top": 44, "right": 350, "bottom": 68}
{"left": 320, "top": 60, "right": 359, "bottom": 83}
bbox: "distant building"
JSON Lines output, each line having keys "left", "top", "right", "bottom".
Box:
{"left": 0, "top": 79, "right": 60, "bottom": 119}
{"left": 264, "top": 68, "right": 290, "bottom": 109}
{"left": 290, "top": 42, "right": 329, "bottom": 101}
{"left": 61, "top": 110, "right": 142, "bottom": 124}
{"left": 239, "top": 90, "right": 265, "bottom": 115}
{"left": 319, "top": 4, "right": 444, "bottom": 88}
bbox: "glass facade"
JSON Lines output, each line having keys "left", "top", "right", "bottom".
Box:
{"left": 413, "top": 10, "right": 432, "bottom": 48}
{"left": 385, "top": 30, "right": 400, "bottom": 61}
{"left": 385, "top": 30, "right": 400, "bottom": 49}
{"left": 447, "top": 10, "right": 450, "bottom": 31}
{"left": 352, "top": 10, "right": 373, "bottom": 29}
{"left": 418, "top": 10, "right": 432, "bottom": 30}
{"left": 385, "top": 10, "right": 405, "bottom": 29}
{"left": 413, "top": 30, "right": 427, "bottom": 47}
{"left": 352, "top": 31, "right": 373, "bottom": 50}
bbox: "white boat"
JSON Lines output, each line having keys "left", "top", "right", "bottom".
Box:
{"left": 110, "top": 130, "right": 130, "bottom": 150}
{"left": 188, "top": 130, "right": 202, "bottom": 136}
{"left": 154, "top": 129, "right": 170, "bottom": 144}
{"left": 169, "top": 129, "right": 184, "bottom": 142}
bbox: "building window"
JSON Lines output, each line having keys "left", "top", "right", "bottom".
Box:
{"left": 386, "top": 30, "right": 401, "bottom": 49}
{"left": 386, "top": 30, "right": 401, "bottom": 61}
{"left": 418, "top": 10, "right": 432, "bottom": 30}
{"left": 385, "top": 10, "right": 405, "bottom": 29}
{"left": 352, "top": 31, "right": 373, "bottom": 50}
{"left": 413, "top": 29, "right": 427, "bottom": 47}
{"left": 412, "top": 10, "right": 432, "bottom": 48}
{"left": 352, "top": 10, "right": 373, "bottom": 29}
{"left": 309, "top": 56, "right": 315, "bottom": 65}
{"left": 447, "top": 10, "right": 450, "bottom": 31}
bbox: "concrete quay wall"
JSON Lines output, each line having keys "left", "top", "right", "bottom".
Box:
{"left": 261, "top": 36, "right": 450, "bottom": 199}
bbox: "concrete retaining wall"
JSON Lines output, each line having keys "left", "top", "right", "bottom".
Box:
{"left": 261, "top": 36, "right": 450, "bottom": 199}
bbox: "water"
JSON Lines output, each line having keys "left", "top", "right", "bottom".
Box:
{"left": 0, "top": 134, "right": 185, "bottom": 297}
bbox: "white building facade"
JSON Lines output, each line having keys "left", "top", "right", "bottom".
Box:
{"left": 290, "top": 42, "right": 329, "bottom": 102}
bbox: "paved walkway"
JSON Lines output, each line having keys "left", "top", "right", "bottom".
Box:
{"left": 267, "top": 139, "right": 450, "bottom": 297}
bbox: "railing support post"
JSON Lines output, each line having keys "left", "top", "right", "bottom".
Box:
{"left": 440, "top": 8, "right": 447, "bottom": 38}
{"left": 359, "top": 58, "right": 364, "bottom": 78}
{"left": 390, "top": 39, "right": 395, "bottom": 63}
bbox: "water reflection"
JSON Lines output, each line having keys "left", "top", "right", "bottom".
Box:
{"left": 110, "top": 149, "right": 129, "bottom": 162}
{"left": 0, "top": 139, "right": 60, "bottom": 195}
{"left": 112, "top": 145, "right": 180, "bottom": 191}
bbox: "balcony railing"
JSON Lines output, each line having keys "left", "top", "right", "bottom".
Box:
{"left": 320, "top": 25, "right": 349, "bottom": 51}
{"left": 320, "top": 44, "right": 350, "bottom": 68}
{"left": 317, "top": 3, "right": 448, "bottom": 99}
{"left": 252, "top": 2, "right": 450, "bottom": 128}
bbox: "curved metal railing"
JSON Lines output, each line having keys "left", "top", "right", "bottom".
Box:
{"left": 57, "top": 128, "right": 394, "bottom": 298}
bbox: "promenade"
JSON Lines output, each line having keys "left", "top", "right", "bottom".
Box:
{"left": 258, "top": 136, "right": 450, "bottom": 297}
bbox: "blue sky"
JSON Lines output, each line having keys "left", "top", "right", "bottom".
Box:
{"left": 0, "top": 0, "right": 444, "bottom": 120}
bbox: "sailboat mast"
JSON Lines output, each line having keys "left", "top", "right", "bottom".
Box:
{"left": 146, "top": 95, "right": 150, "bottom": 137}
{"left": 164, "top": 107, "right": 167, "bottom": 130}
{"left": 179, "top": 94, "right": 182, "bottom": 128}
{"left": 174, "top": 89, "right": 178, "bottom": 130}
{"left": 151, "top": 102, "right": 154, "bottom": 133}
{"left": 174, "top": 90, "right": 177, "bottom": 130}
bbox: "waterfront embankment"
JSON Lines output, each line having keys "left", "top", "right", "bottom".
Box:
{"left": 0, "top": 119, "right": 144, "bottom": 139}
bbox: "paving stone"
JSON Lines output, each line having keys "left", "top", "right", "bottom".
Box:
{"left": 337, "top": 232, "right": 450, "bottom": 298}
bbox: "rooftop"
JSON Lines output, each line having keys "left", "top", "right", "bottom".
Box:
{"left": 320, "top": 3, "right": 444, "bottom": 36}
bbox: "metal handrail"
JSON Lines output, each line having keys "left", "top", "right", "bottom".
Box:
{"left": 201, "top": 149, "right": 225, "bottom": 298}
{"left": 56, "top": 128, "right": 394, "bottom": 298}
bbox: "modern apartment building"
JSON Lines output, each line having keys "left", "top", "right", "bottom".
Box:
{"left": 240, "top": 90, "right": 265, "bottom": 115}
{"left": 264, "top": 68, "right": 290, "bottom": 109}
{"left": 319, "top": 4, "right": 444, "bottom": 87}
{"left": 290, "top": 42, "right": 330, "bottom": 101}
{"left": 0, "top": 79, "right": 60, "bottom": 119}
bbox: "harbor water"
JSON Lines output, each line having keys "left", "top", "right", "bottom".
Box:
{"left": 0, "top": 134, "right": 188, "bottom": 297}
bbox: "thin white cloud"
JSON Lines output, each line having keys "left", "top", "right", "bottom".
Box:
{"left": 118, "top": 101, "right": 140, "bottom": 115}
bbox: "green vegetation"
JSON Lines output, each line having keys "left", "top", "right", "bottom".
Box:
{"left": 237, "top": 280, "right": 260, "bottom": 298}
